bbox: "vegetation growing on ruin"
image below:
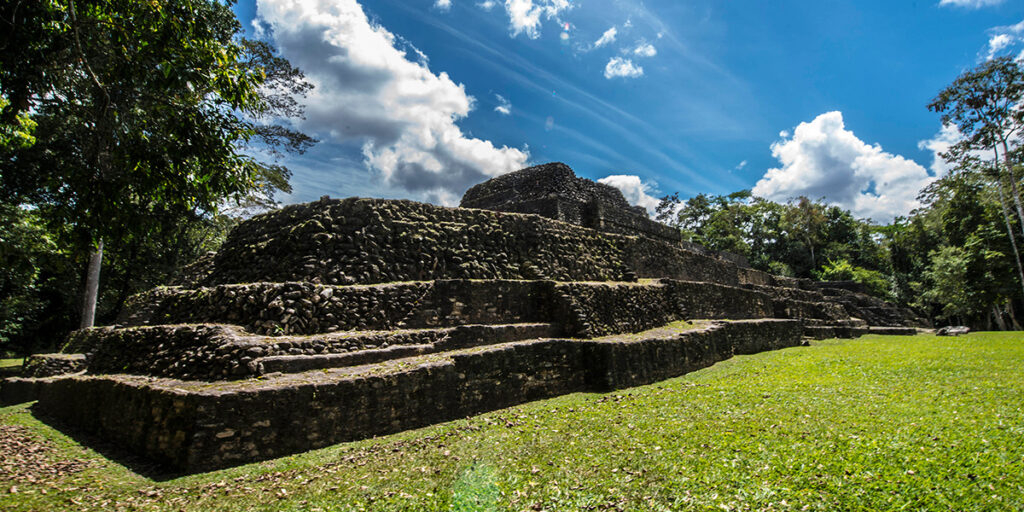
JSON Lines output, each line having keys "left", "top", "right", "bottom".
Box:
{"left": 2, "top": 332, "right": 1022, "bottom": 511}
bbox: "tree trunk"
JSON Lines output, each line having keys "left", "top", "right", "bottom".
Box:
{"left": 79, "top": 239, "right": 103, "bottom": 329}
{"left": 993, "top": 180, "right": 1024, "bottom": 301}
{"left": 1008, "top": 301, "right": 1023, "bottom": 330}
{"left": 998, "top": 140, "right": 1024, "bottom": 239}
{"left": 992, "top": 304, "right": 1007, "bottom": 331}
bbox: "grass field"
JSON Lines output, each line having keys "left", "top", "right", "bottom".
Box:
{"left": 0, "top": 358, "right": 24, "bottom": 379}
{"left": 1, "top": 332, "right": 1022, "bottom": 511}
{"left": 0, "top": 358, "right": 23, "bottom": 368}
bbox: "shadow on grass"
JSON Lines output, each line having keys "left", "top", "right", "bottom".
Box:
{"left": 26, "top": 402, "right": 193, "bottom": 482}
{"left": 0, "top": 366, "right": 23, "bottom": 379}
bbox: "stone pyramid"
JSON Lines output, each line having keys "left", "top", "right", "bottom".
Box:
{"left": 1, "top": 163, "right": 924, "bottom": 472}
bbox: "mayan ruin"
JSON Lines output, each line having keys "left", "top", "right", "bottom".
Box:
{"left": 0, "top": 163, "right": 925, "bottom": 472}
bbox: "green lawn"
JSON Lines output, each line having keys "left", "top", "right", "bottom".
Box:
{"left": 1, "top": 332, "right": 1022, "bottom": 511}
{"left": 0, "top": 359, "right": 23, "bottom": 379}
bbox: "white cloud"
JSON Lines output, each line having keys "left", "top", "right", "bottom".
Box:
{"left": 985, "top": 19, "right": 1024, "bottom": 60}
{"left": 917, "top": 123, "right": 963, "bottom": 176}
{"left": 988, "top": 34, "right": 1013, "bottom": 58}
{"left": 594, "top": 27, "right": 617, "bottom": 48}
{"left": 736, "top": 160, "right": 748, "bottom": 170}
{"left": 504, "top": 0, "right": 572, "bottom": 39}
{"left": 598, "top": 175, "right": 661, "bottom": 215}
{"left": 434, "top": 0, "right": 452, "bottom": 11}
{"left": 494, "top": 94, "right": 512, "bottom": 115}
{"left": 256, "top": 0, "right": 529, "bottom": 204}
{"left": 939, "top": 0, "right": 1003, "bottom": 7}
{"left": 478, "top": 0, "right": 497, "bottom": 10}
{"left": 604, "top": 57, "right": 643, "bottom": 79}
{"left": 633, "top": 43, "right": 657, "bottom": 57}
{"left": 752, "top": 111, "right": 936, "bottom": 222}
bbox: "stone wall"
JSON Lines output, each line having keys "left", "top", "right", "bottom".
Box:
{"left": 553, "top": 280, "right": 773, "bottom": 337}
{"left": 4, "top": 319, "right": 802, "bottom": 472}
{"left": 20, "top": 354, "right": 87, "bottom": 378}
{"left": 182, "top": 193, "right": 919, "bottom": 328}
{"left": 205, "top": 198, "right": 635, "bottom": 286}
{"left": 460, "top": 162, "right": 681, "bottom": 244}
{"left": 117, "top": 279, "right": 782, "bottom": 339}
{"left": 120, "top": 280, "right": 555, "bottom": 335}
{"left": 199, "top": 183, "right": 757, "bottom": 289}
{"left": 69, "top": 323, "right": 562, "bottom": 381}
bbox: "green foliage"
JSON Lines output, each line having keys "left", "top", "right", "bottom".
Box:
{"left": 656, "top": 161, "right": 1022, "bottom": 327}
{"left": 888, "top": 170, "right": 1019, "bottom": 326}
{"left": 0, "top": 205, "right": 69, "bottom": 351}
{"left": 0, "top": 0, "right": 313, "bottom": 346}
{"left": 2, "top": 0, "right": 274, "bottom": 245}
{"left": 656, "top": 192, "right": 887, "bottom": 280}
{"left": 3, "top": 333, "right": 1024, "bottom": 510}
{"left": 816, "top": 259, "right": 891, "bottom": 299}
{"left": 0, "top": 98, "right": 35, "bottom": 150}
{"left": 927, "top": 56, "right": 1023, "bottom": 159}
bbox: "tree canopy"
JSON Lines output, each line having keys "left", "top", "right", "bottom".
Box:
{"left": 0, "top": 0, "right": 314, "bottom": 351}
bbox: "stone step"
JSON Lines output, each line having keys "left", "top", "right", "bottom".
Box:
{"left": 803, "top": 324, "right": 919, "bottom": 339}
{"left": 257, "top": 322, "right": 561, "bottom": 374}
{"left": 10, "top": 319, "right": 803, "bottom": 472}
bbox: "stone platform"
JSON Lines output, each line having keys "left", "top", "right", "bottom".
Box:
{"left": 2, "top": 319, "right": 801, "bottom": 472}
{"left": 0, "top": 163, "right": 927, "bottom": 472}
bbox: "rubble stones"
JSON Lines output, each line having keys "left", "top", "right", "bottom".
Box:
{"left": 20, "top": 354, "right": 87, "bottom": 378}
{"left": 936, "top": 326, "right": 971, "bottom": 336}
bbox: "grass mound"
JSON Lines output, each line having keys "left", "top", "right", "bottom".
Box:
{"left": 1, "top": 332, "right": 1022, "bottom": 511}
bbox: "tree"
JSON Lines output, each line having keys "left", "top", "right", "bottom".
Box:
{"left": 781, "top": 196, "right": 827, "bottom": 271}
{"left": 0, "top": 0, "right": 313, "bottom": 328}
{"left": 887, "top": 169, "right": 1021, "bottom": 329}
{"left": 816, "top": 259, "right": 890, "bottom": 299}
{"left": 0, "top": 205, "right": 67, "bottom": 352}
{"left": 928, "top": 57, "right": 1024, "bottom": 297}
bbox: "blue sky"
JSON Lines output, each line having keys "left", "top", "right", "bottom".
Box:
{"left": 233, "top": 0, "right": 1024, "bottom": 222}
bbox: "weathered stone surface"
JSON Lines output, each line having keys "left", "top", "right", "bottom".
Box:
{"left": 20, "top": 354, "right": 87, "bottom": 378}
{"left": 117, "top": 279, "right": 777, "bottom": 339}
{"left": 1, "top": 161, "right": 928, "bottom": 473}
{"left": 460, "top": 162, "right": 682, "bottom": 244}
{"left": 936, "top": 326, "right": 970, "bottom": 336}
{"left": 5, "top": 319, "right": 802, "bottom": 472}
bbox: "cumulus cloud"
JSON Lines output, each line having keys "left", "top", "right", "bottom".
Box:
{"left": 256, "top": 0, "right": 529, "bottom": 204}
{"left": 917, "top": 123, "right": 963, "bottom": 176}
{"left": 478, "top": 0, "right": 497, "bottom": 9}
{"left": 494, "top": 94, "right": 512, "bottom": 115}
{"left": 752, "top": 111, "right": 936, "bottom": 222}
{"left": 504, "top": 0, "right": 572, "bottom": 39}
{"left": 434, "top": 0, "right": 452, "bottom": 11}
{"left": 598, "top": 175, "right": 661, "bottom": 215}
{"left": 604, "top": 57, "right": 643, "bottom": 79}
{"left": 633, "top": 43, "right": 657, "bottom": 57}
{"left": 985, "top": 19, "right": 1024, "bottom": 60}
{"left": 939, "top": 0, "right": 1003, "bottom": 7}
{"left": 594, "top": 27, "right": 617, "bottom": 48}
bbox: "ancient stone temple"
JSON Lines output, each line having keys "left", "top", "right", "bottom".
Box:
{"left": 1, "top": 163, "right": 925, "bottom": 472}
